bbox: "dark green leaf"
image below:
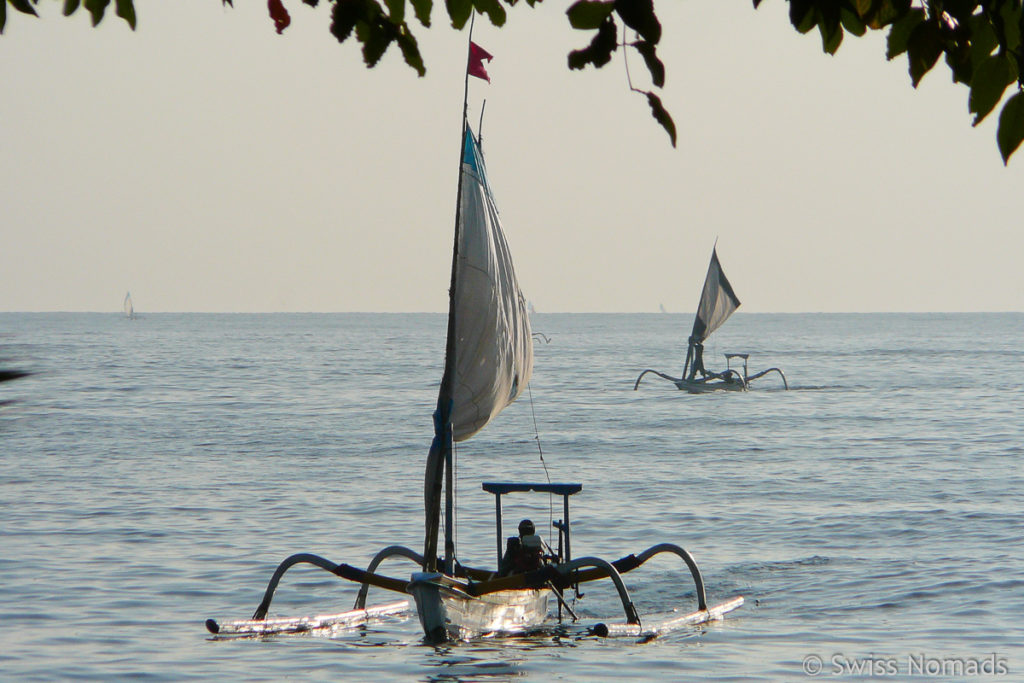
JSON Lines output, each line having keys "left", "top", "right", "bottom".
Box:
{"left": 445, "top": 0, "right": 471, "bottom": 28}
{"left": 867, "top": 0, "right": 911, "bottom": 30}
{"left": 396, "top": 27, "right": 426, "bottom": 75}
{"left": 115, "top": 0, "right": 135, "bottom": 29}
{"left": 568, "top": 16, "right": 617, "bottom": 70}
{"left": 789, "top": 0, "right": 813, "bottom": 33}
{"left": 2, "top": 0, "right": 42, "bottom": 31}
{"left": 566, "top": 0, "right": 614, "bottom": 30}
{"left": 819, "top": 22, "right": 842, "bottom": 53}
{"left": 945, "top": 41, "right": 972, "bottom": 85}
{"left": 850, "top": 0, "right": 871, "bottom": 20}
{"left": 645, "top": 91, "right": 676, "bottom": 147}
{"left": 1020, "top": 13, "right": 1024, "bottom": 81}
{"left": 839, "top": 7, "right": 865, "bottom": 37}
{"left": 83, "top": 0, "right": 111, "bottom": 26}
{"left": 906, "top": 19, "right": 942, "bottom": 87}
{"left": 886, "top": 7, "right": 922, "bottom": 60}
{"left": 997, "top": 90, "right": 1024, "bottom": 164}
{"left": 968, "top": 13, "right": 998, "bottom": 74}
{"left": 816, "top": 2, "right": 841, "bottom": 41}
{"left": 473, "top": 0, "right": 506, "bottom": 27}
{"left": 410, "top": 0, "right": 431, "bottom": 27}
{"left": 64, "top": 0, "right": 81, "bottom": 17}
{"left": 384, "top": 0, "right": 404, "bottom": 22}
{"left": 971, "top": 55, "right": 1014, "bottom": 126}
{"left": 331, "top": 0, "right": 366, "bottom": 43}
{"left": 818, "top": 8, "right": 843, "bottom": 54}
{"left": 356, "top": 18, "right": 395, "bottom": 67}
{"left": 632, "top": 39, "right": 664, "bottom": 87}
{"left": 8, "top": 0, "right": 37, "bottom": 15}
{"left": 998, "top": 1, "right": 1021, "bottom": 56}
{"left": 796, "top": 9, "right": 816, "bottom": 33}
{"left": 614, "top": 0, "right": 659, "bottom": 44}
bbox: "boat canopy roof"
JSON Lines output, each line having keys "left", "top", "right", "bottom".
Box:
{"left": 482, "top": 482, "right": 582, "bottom": 496}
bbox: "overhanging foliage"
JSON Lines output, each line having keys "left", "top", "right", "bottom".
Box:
{"left": 3, "top": 0, "right": 1022, "bottom": 162}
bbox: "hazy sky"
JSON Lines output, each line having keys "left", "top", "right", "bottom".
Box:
{"left": 2, "top": 1, "right": 1021, "bottom": 313}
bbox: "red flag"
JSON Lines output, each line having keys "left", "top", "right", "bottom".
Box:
{"left": 468, "top": 42, "right": 493, "bottom": 82}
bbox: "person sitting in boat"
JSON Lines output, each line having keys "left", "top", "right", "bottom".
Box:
{"left": 686, "top": 336, "right": 708, "bottom": 380}
{"left": 499, "top": 519, "right": 545, "bottom": 576}
{"left": 688, "top": 337, "right": 737, "bottom": 383}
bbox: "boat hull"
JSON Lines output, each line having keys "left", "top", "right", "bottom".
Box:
{"left": 674, "top": 378, "right": 746, "bottom": 393}
{"left": 408, "top": 572, "right": 550, "bottom": 642}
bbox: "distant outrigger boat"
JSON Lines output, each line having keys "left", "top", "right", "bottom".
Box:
{"left": 634, "top": 247, "right": 787, "bottom": 393}
{"left": 206, "top": 28, "right": 741, "bottom": 643}
{"left": 123, "top": 291, "right": 136, "bottom": 320}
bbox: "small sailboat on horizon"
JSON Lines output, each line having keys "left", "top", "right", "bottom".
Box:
{"left": 123, "top": 291, "right": 136, "bottom": 320}
{"left": 206, "top": 30, "right": 740, "bottom": 644}
{"left": 634, "top": 246, "right": 787, "bottom": 393}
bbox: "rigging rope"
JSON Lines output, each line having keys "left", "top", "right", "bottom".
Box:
{"left": 453, "top": 440, "right": 458, "bottom": 566}
{"left": 526, "top": 382, "right": 555, "bottom": 547}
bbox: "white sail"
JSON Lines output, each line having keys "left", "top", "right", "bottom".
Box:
{"left": 690, "top": 248, "right": 739, "bottom": 343}
{"left": 422, "top": 124, "right": 535, "bottom": 570}
{"left": 449, "top": 128, "right": 533, "bottom": 441}
{"left": 124, "top": 292, "right": 135, "bottom": 319}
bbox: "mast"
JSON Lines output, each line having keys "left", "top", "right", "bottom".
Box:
{"left": 423, "top": 14, "right": 477, "bottom": 574}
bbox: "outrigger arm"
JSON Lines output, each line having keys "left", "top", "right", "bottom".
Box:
{"left": 633, "top": 368, "right": 683, "bottom": 390}
{"left": 746, "top": 366, "right": 788, "bottom": 388}
{"left": 354, "top": 545, "right": 425, "bottom": 609}
{"left": 555, "top": 557, "right": 640, "bottom": 625}
{"left": 248, "top": 553, "right": 408, "bottom": 620}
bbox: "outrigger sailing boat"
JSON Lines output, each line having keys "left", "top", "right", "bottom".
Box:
{"left": 206, "top": 33, "right": 741, "bottom": 644}
{"left": 634, "top": 247, "right": 787, "bottom": 393}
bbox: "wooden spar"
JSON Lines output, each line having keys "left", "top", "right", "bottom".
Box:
{"left": 462, "top": 555, "right": 636, "bottom": 597}
{"left": 332, "top": 563, "right": 413, "bottom": 594}
{"left": 460, "top": 563, "right": 617, "bottom": 596}
{"left": 464, "top": 543, "right": 705, "bottom": 606}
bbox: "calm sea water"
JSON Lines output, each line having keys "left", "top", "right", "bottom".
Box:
{"left": 1, "top": 312, "right": 1022, "bottom": 681}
